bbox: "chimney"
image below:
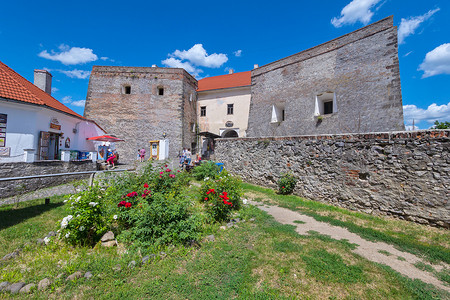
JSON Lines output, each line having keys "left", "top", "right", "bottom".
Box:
{"left": 228, "top": 69, "right": 234, "bottom": 74}
{"left": 253, "top": 64, "right": 259, "bottom": 69}
{"left": 34, "top": 69, "right": 52, "bottom": 95}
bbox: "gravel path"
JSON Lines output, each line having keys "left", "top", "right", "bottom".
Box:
{"left": 250, "top": 200, "right": 450, "bottom": 293}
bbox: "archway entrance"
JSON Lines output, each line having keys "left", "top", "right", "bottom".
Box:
{"left": 222, "top": 130, "right": 238, "bottom": 138}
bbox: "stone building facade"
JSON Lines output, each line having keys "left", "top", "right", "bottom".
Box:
{"left": 84, "top": 66, "right": 197, "bottom": 162}
{"left": 247, "top": 16, "right": 404, "bottom": 137}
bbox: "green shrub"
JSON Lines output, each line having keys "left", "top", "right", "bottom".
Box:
{"left": 59, "top": 186, "right": 107, "bottom": 246}
{"left": 277, "top": 173, "right": 297, "bottom": 195}
{"left": 199, "top": 170, "right": 243, "bottom": 221}
{"left": 192, "top": 160, "right": 220, "bottom": 181}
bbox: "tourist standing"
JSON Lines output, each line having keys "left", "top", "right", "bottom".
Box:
{"left": 139, "top": 148, "right": 146, "bottom": 162}
{"left": 186, "top": 148, "right": 192, "bottom": 166}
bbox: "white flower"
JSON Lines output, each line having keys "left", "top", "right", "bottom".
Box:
{"left": 77, "top": 214, "right": 80, "bottom": 217}
{"left": 79, "top": 226, "right": 85, "bottom": 231}
{"left": 44, "top": 237, "right": 50, "bottom": 245}
{"left": 113, "top": 215, "right": 118, "bottom": 220}
{"left": 98, "top": 196, "right": 102, "bottom": 199}
{"left": 204, "top": 177, "right": 210, "bottom": 181}
{"left": 89, "top": 202, "right": 98, "bottom": 207}
{"left": 65, "top": 233, "right": 70, "bottom": 238}
{"left": 243, "top": 199, "right": 248, "bottom": 205}
{"left": 63, "top": 200, "right": 68, "bottom": 203}
{"left": 76, "top": 196, "right": 81, "bottom": 202}
{"left": 60, "top": 215, "right": 73, "bottom": 229}
{"left": 69, "top": 195, "right": 73, "bottom": 200}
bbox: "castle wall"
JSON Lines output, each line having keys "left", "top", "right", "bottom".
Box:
{"left": 84, "top": 66, "right": 197, "bottom": 162}
{"left": 247, "top": 16, "right": 404, "bottom": 137}
{"left": 215, "top": 130, "right": 450, "bottom": 228}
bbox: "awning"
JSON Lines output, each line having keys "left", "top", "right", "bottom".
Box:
{"left": 198, "top": 131, "right": 221, "bottom": 139}
{"left": 86, "top": 135, "right": 124, "bottom": 142}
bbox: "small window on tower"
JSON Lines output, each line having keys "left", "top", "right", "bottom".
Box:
{"left": 200, "top": 106, "right": 206, "bottom": 117}
{"left": 124, "top": 85, "right": 131, "bottom": 94}
{"left": 227, "top": 104, "right": 234, "bottom": 115}
{"left": 158, "top": 87, "right": 164, "bottom": 95}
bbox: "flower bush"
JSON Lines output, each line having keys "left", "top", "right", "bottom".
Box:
{"left": 277, "top": 173, "right": 297, "bottom": 195}
{"left": 199, "top": 170, "right": 242, "bottom": 221}
{"left": 192, "top": 160, "right": 220, "bottom": 181}
{"left": 59, "top": 187, "right": 107, "bottom": 246}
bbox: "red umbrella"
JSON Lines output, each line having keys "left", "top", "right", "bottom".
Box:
{"left": 86, "top": 135, "right": 124, "bottom": 142}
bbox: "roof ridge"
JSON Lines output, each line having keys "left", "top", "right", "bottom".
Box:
{"left": 0, "top": 61, "right": 44, "bottom": 105}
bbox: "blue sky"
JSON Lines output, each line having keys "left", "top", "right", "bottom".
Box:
{"left": 1, "top": 0, "right": 449, "bottom": 129}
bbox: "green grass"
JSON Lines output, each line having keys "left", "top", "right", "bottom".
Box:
{"left": 1, "top": 186, "right": 449, "bottom": 299}
{"left": 242, "top": 183, "right": 450, "bottom": 264}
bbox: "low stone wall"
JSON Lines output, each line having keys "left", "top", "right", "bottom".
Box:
{"left": 0, "top": 161, "right": 96, "bottom": 199}
{"left": 215, "top": 130, "right": 450, "bottom": 228}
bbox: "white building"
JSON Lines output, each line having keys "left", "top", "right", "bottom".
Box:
{"left": 0, "top": 61, "right": 105, "bottom": 163}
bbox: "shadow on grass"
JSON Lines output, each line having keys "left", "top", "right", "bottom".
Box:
{"left": 0, "top": 202, "right": 64, "bottom": 231}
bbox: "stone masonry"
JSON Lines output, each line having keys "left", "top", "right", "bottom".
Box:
{"left": 0, "top": 161, "right": 95, "bottom": 199}
{"left": 247, "top": 16, "right": 404, "bottom": 137}
{"left": 84, "top": 66, "right": 197, "bottom": 162}
{"left": 215, "top": 130, "right": 449, "bottom": 228}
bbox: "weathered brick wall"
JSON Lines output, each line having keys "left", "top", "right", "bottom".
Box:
{"left": 247, "top": 16, "right": 404, "bottom": 137}
{"left": 215, "top": 130, "right": 450, "bottom": 228}
{"left": 0, "top": 161, "right": 96, "bottom": 199}
{"left": 84, "top": 66, "right": 197, "bottom": 162}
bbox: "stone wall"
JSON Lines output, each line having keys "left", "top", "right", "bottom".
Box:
{"left": 84, "top": 66, "right": 197, "bottom": 162}
{"left": 215, "top": 130, "right": 449, "bottom": 228}
{"left": 0, "top": 161, "right": 96, "bottom": 199}
{"left": 247, "top": 16, "right": 404, "bottom": 137}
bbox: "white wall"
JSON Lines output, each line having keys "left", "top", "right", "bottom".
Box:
{"left": 0, "top": 101, "right": 104, "bottom": 163}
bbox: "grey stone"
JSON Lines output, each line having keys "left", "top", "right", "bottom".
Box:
{"left": 206, "top": 235, "right": 215, "bottom": 242}
{"left": 0, "top": 281, "right": 10, "bottom": 291}
{"left": 56, "top": 273, "right": 64, "bottom": 279}
{"left": 159, "top": 252, "right": 167, "bottom": 258}
{"left": 128, "top": 261, "right": 136, "bottom": 268}
{"left": 249, "top": 218, "right": 255, "bottom": 222}
{"left": 101, "top": 240, "right": 117, "bottom": 247}
{"left": 226, "top": 222, "right": 234, "bottom": 228}
{"left": 6, "top": 282, "right": 26, "bottom": 294}
{"left": 36, "top": 238, "right": 44, "bottom": 245}
{"left": 38, "top": 278, "right": 51, "bottom": 291}
{"left": 19, "top": 283, "right": 35, "bottom": 293}
{"left": 66, "top": 271, "right": 83, "bottom": 281}
{"left": 142, "top": 255, "right": 150, "bottom": 264}
{"left": 84, "top": 272, "right": 93, "bottom": 279}
{"left": 220, "top": 226, "right": 227, "bottom": 230}
{"left": 101, "top": 231, "right": 115, "bottom": 242}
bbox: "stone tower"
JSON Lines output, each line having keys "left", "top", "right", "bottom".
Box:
{"left": 84, "top": 66, "right": 197, "bottom": 162}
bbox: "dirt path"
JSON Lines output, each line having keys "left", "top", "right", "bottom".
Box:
{"left": 249, "top": 200, "right": 450, "bottom": 293}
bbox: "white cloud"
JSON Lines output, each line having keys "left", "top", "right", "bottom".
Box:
{"left": 234, "top": 50, "right": 242, "bottom": 57}
{"left": 403, "top": 102, "right": 450, "bottom": 126}
{"left": 51, "top": 87, "right": 59, "bottom": 93}
{"left": 61, "top": 96, "right": 72, "bottom": 104}
{"left": 331, "top": 0, "right": 383, "bottom": 28}
{"left": 398, "top": 8, "right": 440, "bottom": 44}
{"left": 404, "top": 51, "right": 413, "bottom": 57}
{"left": 100, "top": 57, "right": 109, "bottom": 60}
{"left": 71, "top": 100, "right": 86, "bottom": 107}
{"left": 38, "top": 44, "right": 98, "bottom": 65}
{"left": 169, "top": 44, "right": 228, "bottom": 68}
{"left": 418, "top": 43, "right": 450, "bottom": 78}
{"left": 161, "top": 57, "right": 203, "bottom": 76}
{"left": 59, "top": 69, "right": 91, "bottom": 79}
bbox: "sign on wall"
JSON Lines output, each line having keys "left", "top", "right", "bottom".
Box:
{"left": 50, "top": 117, "right": 61, "bottom": 131}
{"left": 0, "top": 113, "right": 7, "bottom": 147}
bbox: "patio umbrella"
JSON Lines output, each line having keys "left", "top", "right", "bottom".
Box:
{"left": 86, "top": 135, "right": 124, "bottom": 142}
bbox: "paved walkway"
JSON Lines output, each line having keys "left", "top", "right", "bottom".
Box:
{"left": 250, "top": 200, "right": 450, "bottom": 293}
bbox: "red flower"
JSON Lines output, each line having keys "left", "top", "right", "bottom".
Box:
{"left": 166, "top": 169, "right": 171, "bottom": 172}
{"left": 125, "top": 202, "right": 132, "bottom": 208}
{"left": 282, "top": 186, "right": 285, "bottom": 189}
{"left": 159, "top": 175, "right": 162, "bottom": 178}
{"left": 165, "top": 164, "right": 168, "bottom": 167}
{"left": 177, "top": 170, "right": 181, "bottom": 172}
{"left": 118, "top": 200, "right": 127, "bottom": 207}
{"left": 144, "top": 183, "right": 149, "bottom": 188}
{"left": 206, "top": 189, "right": 216, "bottom": 195}
{"left": 159, "top": 171, "right": 164, "bottom": 175}
{"left": 205, "top": 197, "right": 208, "bottom": 201}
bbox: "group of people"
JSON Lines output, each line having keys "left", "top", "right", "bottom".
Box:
{"left": 137, "top": 148, "right": 146, "bottom": 162}
{"left": 179, "top": 148, "right": 202, "bottom": 169}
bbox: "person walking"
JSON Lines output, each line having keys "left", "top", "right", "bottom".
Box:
{"left": 139, "top": 148, "right": 146, "bottom": 162}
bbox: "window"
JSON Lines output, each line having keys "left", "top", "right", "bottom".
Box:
{"left": 271, "top": 104, "right": 285, "bottom": 123}
{"left": 227, "top": 104, "right": 234, "bottom": 115}
{"left": 158, "top": 87, "right": 164, "bottom": 95}
{"left": 124, "top": 85, "right": 131, "bottom": 94}
{"left": 315, "top": 92, "right": 336, "bottom": 116}
{"left": 200, "top": 106, "right": 206, "bottom": 117}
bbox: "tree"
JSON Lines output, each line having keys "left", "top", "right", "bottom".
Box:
{"left": 433, "top": 120, "right": 450, "bottom": 129}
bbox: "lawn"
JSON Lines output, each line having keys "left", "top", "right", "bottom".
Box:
{"left": 0, "top": 182, "right": 449, "bottom": 299}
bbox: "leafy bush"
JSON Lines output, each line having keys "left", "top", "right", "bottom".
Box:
{"left": 192, "top": 160, "right": 220, "bottom": 181}
{"left": 59, "top": 186, "right": 107, "bottom": 246}
{"left": 277, "top": 173, "right": 297, "bottom": 195}
{"left": 199, "top": 170, "right": 242, "bottom": 221}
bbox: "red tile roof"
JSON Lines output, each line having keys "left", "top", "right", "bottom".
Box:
{"left": 0, "top": 61, "right": 84, "bottom": 119}
{"left": 197, "top": 71, "right": 251, "bottom": 92}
